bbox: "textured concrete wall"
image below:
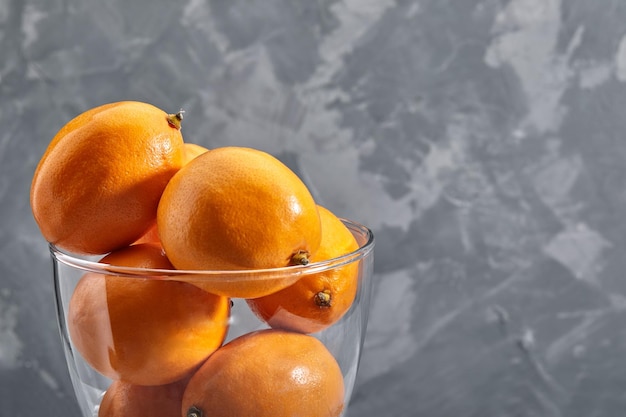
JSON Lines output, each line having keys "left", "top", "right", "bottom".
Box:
{"left": 3, "top": 0, "right": 626, "bottom": 416}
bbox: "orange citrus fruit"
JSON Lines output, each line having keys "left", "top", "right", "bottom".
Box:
{"left": 247, "top": 205, "right": 360, "bottom": 333}
{"left": 68, "top": 243, "right": 230, "bottom": 386}
{"left": 133, "top": 143, "right": 209, "bottom": 246}
{"left": 156, "top": 146, "right": 322, "bottom": 296}
{"left": 183, "top": 143, "right": 209, "bottom": 162}
{"left": 132, "top": 222, "right": 160, "bottom": 245}
{"left": 30, "top": 101, "right": 185, "bottom": 255}
{"left": 99, "top": 378, "right": 188, "bottom": 417}
{"left": 181, "top": 329, "right": 345, "bottom": 417}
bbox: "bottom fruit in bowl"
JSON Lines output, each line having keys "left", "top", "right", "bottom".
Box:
{"left": 182, "top": 328, "right": 345, "bottom": 417}
{"left": 98, "top": 378, "right": 189, "bottom": 417}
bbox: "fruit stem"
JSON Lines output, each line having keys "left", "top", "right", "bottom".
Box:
{"left": 290, "top": 250, "right": 310, "bottom": 266}
{"left": 167, "top": 109, "right": 185, "bottom": 130}
{"left": 314, "top": 290, "right": 332, "bottom": 308}
{"left": 187, "top": 406, "right": 203, "bottom": 417}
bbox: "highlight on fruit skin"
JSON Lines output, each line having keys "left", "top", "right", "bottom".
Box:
{"left": 30, "top": 100, "right": 186, "bottom": 255}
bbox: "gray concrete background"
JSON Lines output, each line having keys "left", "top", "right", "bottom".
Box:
{"left": 3, "top": 0, "right": 626, "bottom": 416}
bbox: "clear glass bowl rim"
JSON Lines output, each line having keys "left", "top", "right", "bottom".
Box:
{"left": 49, "top": 218, "right": 374, "bottom": 283}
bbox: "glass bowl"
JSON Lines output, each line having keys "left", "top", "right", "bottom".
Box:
{"left": 51, "top": 218, "right": 374, "bottom": 417}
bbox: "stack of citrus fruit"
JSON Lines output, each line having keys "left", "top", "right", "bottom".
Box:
{"left": 31, "top": 101, "right": 362, "bottom": 417}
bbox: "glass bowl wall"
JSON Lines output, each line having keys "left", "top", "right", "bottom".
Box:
{"left": 52, "top": 219, "right": 374, "bottom": 417}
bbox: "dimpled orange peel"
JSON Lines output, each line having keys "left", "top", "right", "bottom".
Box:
{"left": 30, "top": 101, "right": 186, "bottom": 255}
{"left": 157, "top": 146, "right": 322, "bottom": 298}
